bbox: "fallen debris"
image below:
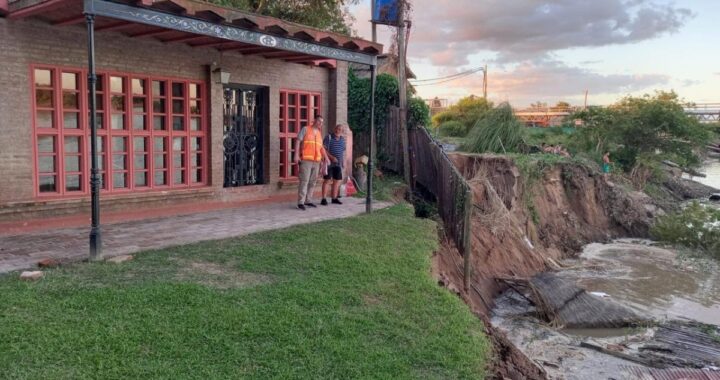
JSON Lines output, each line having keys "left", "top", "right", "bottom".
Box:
{"left": 528, "top": 272, "right": 643, "bottom": 328}
{"left": 20, "top": 271, "right": 44, "bottom": 281}
{"left": 37, "top": 258, "right": 59, "bottom": 268}
{"left": 106, "top": 255, "right": 134, "bottom": 264}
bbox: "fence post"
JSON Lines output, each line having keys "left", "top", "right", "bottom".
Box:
{"left": 463, "top": 187, "right": 473, "bottom": 292}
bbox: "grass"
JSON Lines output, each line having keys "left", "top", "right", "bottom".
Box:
{"left": 355, "top": 172, "right": 406, "bottom": 202}
{"left": 0, "top": 205, "right": 489, "bottom": 379}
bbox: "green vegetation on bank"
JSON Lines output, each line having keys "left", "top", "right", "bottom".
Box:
{"left": 651, "top": 202, "right": 720, "bottom": 259}
{"left": 461, "top": 103, "right": 525, "bottom": 154}
{"left": 433, "top": 95, "right": 493, "bottom": 137}
{"left": 0, "top": 205, "right": 489, "bottom": 379}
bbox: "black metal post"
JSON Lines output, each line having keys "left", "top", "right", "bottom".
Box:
{"left": 86, "top": 12, "right": 102, "bottom": 259}
{"left": 366, "top": 65, "right": 376, "bottom": 213}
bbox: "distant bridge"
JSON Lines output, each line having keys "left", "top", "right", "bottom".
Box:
{"left": 684, "top": 103, "right": 720, "bottom": 123}
{"left": 514, "top": 103, "right": 720, "bottom": 127}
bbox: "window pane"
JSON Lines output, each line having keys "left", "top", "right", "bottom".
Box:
{"left": 64, "top": 136, "right": 80, "bottom": 153}
{"left": 172, "top": 99, "right": 184, "bottom": 114}
{"left": 190, "top": 117, "right": 201, "bottom": 131}
{"left": 111, "top": 114, "right": 125, "bottom": 129}
{"left": 174, "top": 169, "right": 184, "bottom": 184}
{"left": 193, "top": 153, "right": 202, "bottom": 167}
{"left": 63, "top": 92, "right": 79, "bottom": 109}
{"left": 173, "top": 153, "right": 184, "bottom": 168}
{"left": 154, "top": 171, "right": 166, "bottom": 185}
{"left": 63, "top": 112, "right": 79, "bottom": 129}
{"left": 110, "top": 76, "right": 124, "bottom": 93}
{"left": 173, "top": 137, "right": 184, "bottom": 151}
{"left": 152, "top": 81, "right": 165, "bottom": 96}
{"left": 91, "top": 113, "right": 104, "bottom": 129}
{"left": 190, "top": 100, "right": 200, "bottom": 115}
{"left": 96, "top": 74, "right": 105, "bottom": 92}
{"left": 300, "top": 108, "right": 307, "bottom": 120}
{"left": 39, "top": 156, "right": 55, "bottom": 172}
{"left": 112, "top": 137, "right": 126, "bottom": 152}
{"left": 154, "top": 154, "right": 166, "bottom": 168}
{"left": 191, "top": 137, "right": 202, "bottom": 151}
{"left": 62, "top": 73, "right": 78, "bottom": 90}
{"left": 89, "top": 136, "right": 105, "bottom": 153}
{"left": 113, "top": 172, "right": 127, "bottom": 188}
{"left": 133, "top": 115, "right": 145, "bottom": 130}
{"left": 39, "top": 175, "right": 56, "bottom": 192}
{"left": 113, "top": 155, "right": 126, "bottom": 170}
{"left": 288, "top": 107, "right": 296, "bottom": 119}
{"left": 172, "top": 82, "right": 184, "bottom": 97}
{"left": 36, "top": 89, "right": 53, "bottom": 108}
{"left": 153, "top": 116, "right": 166, "bottom": 130}
{"left": 37, "top": 110, "right": 54, "bottom": 128}
{"left": 65, "top": 175, "right": 81, "bottom": 191}
{"left": 134, "top": 172, "right": 147, "bottom": 187}
{"left": 191, "top": 169, "right": 201, "bottom": 183}
{"left": 95, "top": 94, "right": 104, "bottom": 110}
{"left": 153, "top": 137, "right": 166, "bottom": 152}
{"left": 288, "top": 94, "right": 296, "bottom": 105}
{"left": 133, "top": 97, "right": 146, "bottom": 113}
{"left": 134, "top": 154, "right": 147, "bottom": 169}
{"left": 189, "top": 83, "right": 199, "bottom": 98}
{"left": 300, "top": 95, "right": 308, "bottom": 106}
{"left": 35, "top": 69, "right": 52, "bottom": 87}
{"left": 38, "top": 136, "right": 55, "bottom": 153}
{"left": 132, "top": 79, "right": 145, "bottom": 95}
{"left": 133, "top": 137, "right": 146, "bottom": 152}
{"left": 289, "top": 120, "right": 296, "bottom": 133}
{"left": 172, "top": 116, "right": 184, "bottom": 131}
{"left": 111, "top": 95, "right": 125, "bottom": 112}
{"left": 153, "top": 99, "right": 165, "bottom": 113}
{"left": 65, "top": 156, "right": 80, "bottom": 172}
{"left": 96, "top": 155, "right": 104, "bottom": 170}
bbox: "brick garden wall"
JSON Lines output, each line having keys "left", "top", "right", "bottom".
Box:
{"left": 0, "top": 17, "right": 347, "bottom": 215}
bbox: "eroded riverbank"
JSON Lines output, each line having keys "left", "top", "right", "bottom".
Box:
{"left": 491, "top": 240, "right": 720, "bottom": 379}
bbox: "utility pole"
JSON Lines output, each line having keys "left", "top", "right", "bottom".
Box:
{"left": 483, "top": 64, "right": 488, "bottom": 100}
{"left": 371, "top": 1, "right": 377, "bottom": 42}
{"left": 398, "top": 1, "right": 411, "bottom": 186}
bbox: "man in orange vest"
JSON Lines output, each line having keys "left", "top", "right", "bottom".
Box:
{"left": 295, "top": 115, "right": 328, "bottom": 210}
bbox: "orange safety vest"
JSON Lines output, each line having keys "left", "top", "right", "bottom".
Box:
{"left": 300, "top": 127, "right": 323, "bottom": 162}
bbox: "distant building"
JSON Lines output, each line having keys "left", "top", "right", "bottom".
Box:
{"left": 425, "top": 97, "right": 449, "bottom": 116}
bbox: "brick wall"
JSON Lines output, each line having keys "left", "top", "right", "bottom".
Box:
{"left": 0, "top": 17, "right": 348, "bottom": 213}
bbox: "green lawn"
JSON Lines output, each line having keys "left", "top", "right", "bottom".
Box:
{"left": 0, "top": 205, "right": 489, "bottom": 379}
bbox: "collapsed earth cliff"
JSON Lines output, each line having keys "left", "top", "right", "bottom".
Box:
{"left": 429, "top": 154, "right": 714, "bottom": 379}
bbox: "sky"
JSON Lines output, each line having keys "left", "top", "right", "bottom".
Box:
{"left": 348, "top": 0, "right": 720, "bottom": 107}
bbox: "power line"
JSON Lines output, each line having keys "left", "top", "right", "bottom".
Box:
{"left": 409, "top": 66, "right": 485, "bottom": 83}
{"left": 412, "top": 70, "right": 484, "bottom": 87}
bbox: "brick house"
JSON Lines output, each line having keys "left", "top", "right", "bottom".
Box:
{"left": 0, "top": 0, "right": 382, "bottom": 222}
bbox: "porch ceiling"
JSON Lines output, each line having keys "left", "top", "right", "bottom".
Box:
{"left": 6, "top": 0, "right": 382, "bottom": 66}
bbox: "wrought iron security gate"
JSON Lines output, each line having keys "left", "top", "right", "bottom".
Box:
{"left": 223, "top": 85, "right": 267, "bottom": 187}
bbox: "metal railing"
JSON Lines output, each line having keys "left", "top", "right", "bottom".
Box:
{"left": 410, "top": 127, "right": 474, "bottom": 290}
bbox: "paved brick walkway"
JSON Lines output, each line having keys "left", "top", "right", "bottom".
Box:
{"left": 0, "top": 200, "right": 391, "bottom": 273}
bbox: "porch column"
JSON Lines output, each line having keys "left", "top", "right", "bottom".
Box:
{"left": 86, "top": 10, "right": 102, "bottom": 259}
{"left": 327, "top": 61, "right": 348, "bottom": 130}
{"left": 208, "top": 65, "right": 224, "bottom": 189}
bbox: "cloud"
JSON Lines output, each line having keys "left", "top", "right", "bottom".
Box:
{"left": 418, "top": 60, "right": 670, "bottom": 106}
{"left": 402, "top": 0, "right": 693, "bottom": 66}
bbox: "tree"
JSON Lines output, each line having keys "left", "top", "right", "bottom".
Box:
{"left": 209, "top": 0, "right": 359, "bottom": 34}
{"left": 432, "top": 95, "right": 493, "bottom": 136}
{"left": 555, "top": 101, "right": 571, "bottom": 108}
{"left": 571, "top": 91, "right": 710, "bottom": 171}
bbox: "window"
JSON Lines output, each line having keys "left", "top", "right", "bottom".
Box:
{"left": 278, "top": 90, "right": 321, "bottom": 179}
{"left": 31, "top": 66, "right": 207, "bottom": 196}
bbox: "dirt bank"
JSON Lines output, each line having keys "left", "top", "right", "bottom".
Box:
{"left": 436, "top": 154, "right": 665, "bottom": 316}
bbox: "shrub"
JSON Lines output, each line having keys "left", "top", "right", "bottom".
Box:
{"left": 651, "top": 202, "right": 720, "bottom": 258}
{"left": 439, "top": 120, "right": 467, "bottom": 137}
{"left": 461, "top": 103, "right": 525, "bottom": 153}
{"left": 408, "top": 97, "right": 431, "bottom": 129}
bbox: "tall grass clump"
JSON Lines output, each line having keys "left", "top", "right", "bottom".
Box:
{"left": 651, "top": 202, "right": 720, "bottom": 258}
{"left": 460, "top": 103, "right": 525, "bottom": 154}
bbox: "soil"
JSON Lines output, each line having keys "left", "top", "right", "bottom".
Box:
{"left": 428, "top": 154, "right": 717, "bottom": 379}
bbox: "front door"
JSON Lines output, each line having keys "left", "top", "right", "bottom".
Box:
{"left": 223, "top": 85, "right": 267, "bottom": 187}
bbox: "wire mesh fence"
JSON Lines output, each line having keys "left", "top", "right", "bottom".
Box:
{"left": 410, "top": 127, "right": 473, "bottom": 288}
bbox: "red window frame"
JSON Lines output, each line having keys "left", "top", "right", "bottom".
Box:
{"left": 30, "top": 65, "right": 208, "bottom": 198}
{"left": 278, "top": 89, "right": 322, "bottom": 180}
